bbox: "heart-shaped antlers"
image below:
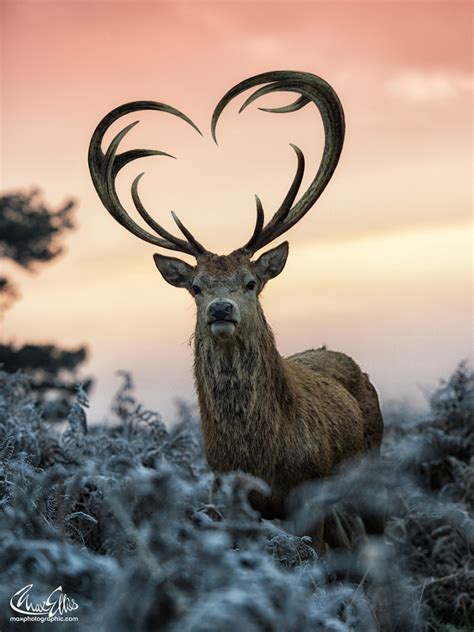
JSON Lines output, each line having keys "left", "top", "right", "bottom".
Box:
{"left": 88, "top": 71, "right": 345, "bottom": 258}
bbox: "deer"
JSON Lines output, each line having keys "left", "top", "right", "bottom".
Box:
{"left": 88, "top": 71, "right": 384, "bottom": 538}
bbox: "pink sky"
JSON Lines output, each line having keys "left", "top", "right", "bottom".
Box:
{"left": 1, "top": 1, "right": 472, "bottom": 422}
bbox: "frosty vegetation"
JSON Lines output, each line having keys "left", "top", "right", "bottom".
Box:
{"left": 0, "top": 363, "right": 472, "bottom": 631}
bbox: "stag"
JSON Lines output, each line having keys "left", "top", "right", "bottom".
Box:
{"left": 89, "top": 71, "right": 384, "bottom": 525}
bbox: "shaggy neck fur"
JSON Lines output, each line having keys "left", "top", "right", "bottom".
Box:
{"left": 193, "top": 305, "right": 294, "bottom": 477}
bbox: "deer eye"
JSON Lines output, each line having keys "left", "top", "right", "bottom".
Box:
{"left": 246, "top": 280, "right": 257, "bottom": 291}
{"left": 192, "top": 284, "right": 201, "bottom": 296}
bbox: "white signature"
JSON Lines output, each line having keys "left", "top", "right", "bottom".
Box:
{"left": 10, "top": 584, "right": 79, "bottom": 618}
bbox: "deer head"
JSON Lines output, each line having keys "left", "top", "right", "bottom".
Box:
{"left": 88, "top": 71, "right": 345, "bottom": 341}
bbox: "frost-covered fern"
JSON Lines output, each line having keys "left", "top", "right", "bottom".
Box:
{"left": 0, "top": 364, "right": 472, "bottom": 631}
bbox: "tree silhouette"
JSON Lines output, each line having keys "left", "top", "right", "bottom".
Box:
{"left": 0, "top": 188, "right": 94, "bottom": 420}
{"left": 0, "top": 188, "right": 75, "bottom": 286}
{"left": 0, "top": 343, "right": 94, "bottom": 420}
{"left": 0, "top": 276, "right": 17, "bottom": 312}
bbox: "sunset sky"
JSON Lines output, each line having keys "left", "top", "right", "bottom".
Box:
{"left": 1, "top": 1, "right": 472, "bottom": 422}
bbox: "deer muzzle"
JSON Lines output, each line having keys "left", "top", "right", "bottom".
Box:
{"left": 207, "top": 300, "right": 239, "bottom": 337}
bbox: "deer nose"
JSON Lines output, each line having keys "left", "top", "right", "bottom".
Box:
{"left": 208, "top": 301, "right": 234, "bottom": 321}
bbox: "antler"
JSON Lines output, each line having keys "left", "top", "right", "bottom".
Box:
{"left": 211, "top": 71, "right": 345, "bottom": 255}
{"left": 88, "top": 101, "right": 208, "bottom": 257}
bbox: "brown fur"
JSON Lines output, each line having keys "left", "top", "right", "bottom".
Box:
{"left": 188, "top": 251, "right": 384, "bottom": 517}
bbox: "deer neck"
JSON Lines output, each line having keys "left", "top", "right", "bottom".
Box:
{"left": 193, "top": 309, "right": 291, "bottom": 428}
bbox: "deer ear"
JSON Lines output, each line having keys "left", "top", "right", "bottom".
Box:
{"left": 254, "top": 241, "right": 289, "bottom": 283}
{"left": 153, "top": 253, "right": 194, "bottom": 288}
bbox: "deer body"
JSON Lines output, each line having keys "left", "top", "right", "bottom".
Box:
{"left": 192, "top": 255, "right": 383, "bottom": 516}
{"left": 89, "top": 70, "right": 384, "bottom": 518}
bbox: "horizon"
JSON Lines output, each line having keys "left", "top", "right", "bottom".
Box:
{"left": 1, "top": 0, "right": 472, "bottom": 423}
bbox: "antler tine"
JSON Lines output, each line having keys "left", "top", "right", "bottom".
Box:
{"left": 212, "top": 71, "right": 345, "bottom": 255}
{"left": 243, "top": 195, "right": 265, "bottom": 252}
{"left": 171, "top": 211, "right": 207, "bottom": 254}
{"left": 131, "top": 173, "right": 197, "bottom": 251}
{"left": 262, "top": 143, "right": 305, "bottom": 230}
{"left": 242, "top": 146, "right": 304, "bottom": 252}
{"left": 88, "top": 101, "right": 206, "bottom": 258}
